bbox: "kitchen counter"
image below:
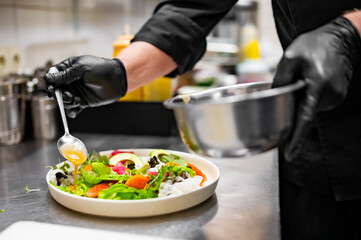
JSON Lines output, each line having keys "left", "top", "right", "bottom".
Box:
{"left": 0, "top": 133, "right": 280, "bottom": 240}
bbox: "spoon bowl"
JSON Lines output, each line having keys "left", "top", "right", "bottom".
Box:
{"left": 57, "top": 133, "right": 88, "bottom": 160}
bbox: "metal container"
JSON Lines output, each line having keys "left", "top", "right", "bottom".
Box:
{"left": 164, "top": 81, "right": 305, "bottom": 158}
{"left": 0, "top": 76, "right": 27, "bottom": 145}
{"left": 31, "top": 93, "right": 60, "bottom": 140}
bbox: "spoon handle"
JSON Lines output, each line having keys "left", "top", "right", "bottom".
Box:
{"left": 55, "top": 89, "right": 70, "bottom": 135}
{"left": 48, "top": 67, "right": 70, "bottom": 135}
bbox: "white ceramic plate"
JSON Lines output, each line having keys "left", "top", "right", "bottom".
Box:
{"left": 47, "top": 149, "right": 220, "bottom": 217}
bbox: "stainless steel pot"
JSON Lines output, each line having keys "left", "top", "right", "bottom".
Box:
{"left": 164, "top": 81, "right": 305, "bottom": 158}
{"left": 31, "top": 93, "right": 60, "bottom": 140}
{"left": 0, "top": 76, "right": 27, "bottom": 145}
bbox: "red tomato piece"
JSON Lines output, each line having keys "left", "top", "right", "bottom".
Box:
{"left": 86, "top": 182, "right": 110, "bottom": 198}
{"left": 125, "top": 175, "right": 150, "bottom": 189}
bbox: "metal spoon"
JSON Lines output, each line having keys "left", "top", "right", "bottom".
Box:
{"left": 48, "top": 67, "right": 88, "bottom": 161}
{"left": 55, "top": 89, "right": 88, "bottom": 159}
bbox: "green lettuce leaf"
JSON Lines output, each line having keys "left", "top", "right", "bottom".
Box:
{"left": 144, "top": 165, "right": 168, "bottom": 198}
{"left": 158, "top": 154, "right": 187, "bottom": 167}
{"left": 98, "top": 184, "right": 148, "bottom": 200}
{"left": 98, "top": 155, "right": 110, "bottom": 165}
{"left": 92, "top": 162, "right": 111, "bottom": 175}
{"left": 80, "top": 167, "right": 130, "bottom": 185}
{"left": 50, "top": 180, "right": 90, "bottom": 197}
{"left": 80, "top": 168, "right": 102, "bottom": 185}
{"left": 166, "top": 164, "right": 196, "bottom": 178}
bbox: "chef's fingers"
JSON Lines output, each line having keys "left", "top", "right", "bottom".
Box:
{"left": 62, "top": 91, "right": 73, "bottom": 104}
{"left": 45, "top": 82, "right": 74, "bottom": 102}
{"left": 44, "top": 66, "right": 83, "bottom": 87}
{"left": 65, "top": 107, "right": 83, "bottom": 119}
{"left": 55, "top": 59, "right": 72, "bottom": 71}
{"left": 272, "top": 56, "right": 302, "bottom": 88}
{"left": 47, "top": 85, "right": 55, "bottom": 98}
{"left": 64, "top": 100, "right": 81, "bottom": 110}
{"left": 285, "top": 81, "right": 318, "bottom": 160}
{"left": 63, "top": 92, "right": 81, "bottom": 109}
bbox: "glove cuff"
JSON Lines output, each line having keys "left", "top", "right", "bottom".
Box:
{"left": 113, "top": 58, "right": 128, "bottom": 98}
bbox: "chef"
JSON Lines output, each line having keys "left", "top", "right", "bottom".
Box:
{"left": 44, "top": 1, "right": 361, "bottom": 239}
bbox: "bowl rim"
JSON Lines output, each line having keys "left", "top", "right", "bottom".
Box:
{"left": 164, "top": 80, "right": 305, "bottom": 108}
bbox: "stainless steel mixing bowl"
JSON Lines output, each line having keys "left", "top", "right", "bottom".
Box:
{"left": 164, "top": 81, "right": 305, "bottom": 158}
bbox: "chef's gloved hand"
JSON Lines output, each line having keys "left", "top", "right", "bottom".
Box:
{"left": 272, "top": 16, "right": 361, "bottom": 160}
{"left": 44, "top": 55, "right": 127, "bottom": 118}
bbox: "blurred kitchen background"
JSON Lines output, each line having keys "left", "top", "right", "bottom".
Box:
{"left": 0, "top": 0, "right": 283, "bottom": 145}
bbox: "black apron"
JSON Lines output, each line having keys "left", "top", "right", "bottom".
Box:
{"left": 272, "top": 1, "right": 361, "bottom": 239}
{"left": 273, "top": 0, "right": 361, "bottom": 202}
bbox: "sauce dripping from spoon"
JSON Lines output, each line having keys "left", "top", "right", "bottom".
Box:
{"left": 60, "top": 144, "right": 87, "bottom": 191}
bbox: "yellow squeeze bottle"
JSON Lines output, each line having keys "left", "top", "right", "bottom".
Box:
{"left": 113, "top": 28, "right": 133, "bottom": 58}
{"left": 142, "top": 77, "right": 172, "bottom": 102}
{"left": 113, "top": 25, "right": 143, "bottom": 101}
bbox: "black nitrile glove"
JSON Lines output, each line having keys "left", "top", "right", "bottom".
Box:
{"left": 44, "top": 55, "right": 127, "bottom": 118}
{"left": 272, "top": 16, "right": 361, "bottom": 160}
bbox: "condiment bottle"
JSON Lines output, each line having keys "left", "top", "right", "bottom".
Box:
{"left": 113, "top": 25, "right": 143, "bottom": 101}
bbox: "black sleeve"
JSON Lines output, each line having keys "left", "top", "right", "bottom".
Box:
{"left": 132, "top": 0, "right": 238, "bottom": 76}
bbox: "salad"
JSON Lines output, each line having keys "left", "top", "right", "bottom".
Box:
{"left": 49, "top": 149, "right": 207, "bottom": 200}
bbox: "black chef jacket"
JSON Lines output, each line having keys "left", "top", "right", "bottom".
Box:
{"left": 133, "top": 0, "right": 361, "bottom": 201}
